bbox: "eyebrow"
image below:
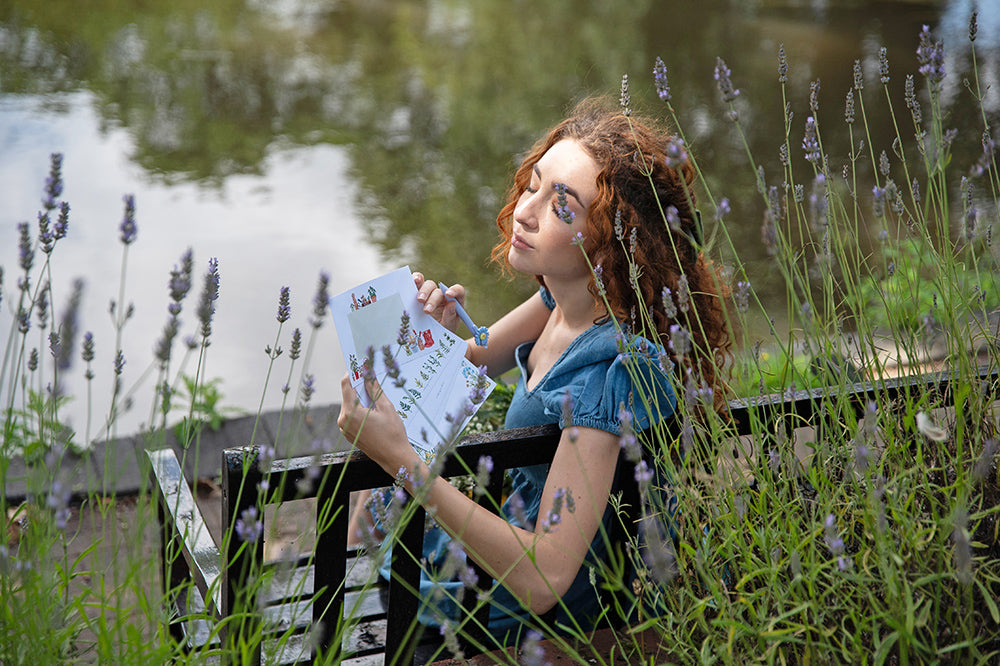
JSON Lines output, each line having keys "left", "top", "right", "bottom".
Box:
{"left": 533, "top": 164, "right": 586, "bottom": 209}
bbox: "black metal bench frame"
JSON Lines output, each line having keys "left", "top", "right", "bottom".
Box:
{"left": 147, "top": 365, "right": 998, "bottom": 664}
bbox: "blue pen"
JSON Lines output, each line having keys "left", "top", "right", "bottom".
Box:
{"left": 438, "top": 282, "right": 489, "bottom": 348}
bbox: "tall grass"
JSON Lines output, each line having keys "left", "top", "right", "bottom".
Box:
{"left": 2, "top": 14, "right": 999, "bottom": 665}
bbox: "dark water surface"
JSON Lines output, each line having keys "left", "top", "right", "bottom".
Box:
{"left": 1, "top": 0, "right": 996, "bottom": 439}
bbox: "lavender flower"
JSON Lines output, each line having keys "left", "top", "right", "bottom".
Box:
{"left": 823, "top": 514, "right": 849, "bottom": 571}
{"left": 634, "top": 459, "right": 654, "bottom": 488}
{"left": 916, "top": 25, "right": 945, "bottom": 88}
{"left": 777, "top": 44, "right": 788, "bottom": 84}
{"left": 905, "top": 75, "right": 922, "bottom": 126}
{"left": 521, "top": 630, "right": 549, "bottom": 666}
{"left": 235, "top": 506, "right": 263, "bottom": 543}
{"left": 878, "top": 46, "right": 890, "bottom": 84}
{"left": 27, "top": 348, "right": 38, "bottom": 371}
{"left": 952, "top": 508, "right": 972, "bottom": 584}
{"left": 47, "top": 480, "right": 72, "bottom": 530}
{"left": 668, "top": 324, "right": 691, "bottom": 356}
{"left": 734, "top": 280, "right": 751, "bottom": 313}
{"left": 715, "top": 198, "right": 731, "bottom": 221}
{"left": 310, "top": 271, "right": 330, "bottom": 329}
{"left": 276, "top": 286, "right": 291, "bottom": 323}
{"left": 809, "top": 79, "right": 820, "bottom": 114}
{"left": 168, "top": 249, "right": 194, "bottom": 314}
{"left": 803, "top": 116, "right": 821, "bottom": 164}
{"left": 196, "top": 258, "right": 220, "bottom": 341}
{"left": 973, "top": 438, "right": 998, "bottom": 482}
{"left": 38, "top": 212, "right": 54, "bottom": 254}
{"left": 469, "top": 365, "right": 489, "bottom": 404}
{"left": 613, "top": 209, "right": 624, "bottom": 240}
{"left": 289, "top": 328, "right": 302, "bottom": 360}
{"left": 714, "top": 57, "right": 740, "bottom": 103}
{"left": 18, "top": 222, "right": 33, "bottom": 273}
{"left": 853, "top": 59, "right": 864, "bottom": 91}
{"left": 872, "top": 185, "right": 887, "bottom": 218}
{"left": 618, "top": 405, "right": 641, "bottom": 463}
{"left": 664, "top": 137, "right": 687, "bottom": 168}
{"left": 676, "top": 274, "right": 690, "bottom": 313}
{"left": 661, "top": 287, "right": 677, "bottom": 319}
{"left": 665, "top": 205, "right": 681, "bottom": 233}
{"left": 619, "top": 73, "right": 631, "bottom": 116}
{"left": 81, "top": 332, "right": 95, "bottom": 379}
{"left": 653, "top": 57, "right": 671, "bottom": 101}
{"left": 639, "top": 516, "right": 677, "bottom": 585}
{"left": 56, "top": 279, "right": 84, "bottom": 371}
{"left": 554, "top": 183, "right": 575, "bottom": 224}
{"left": 473, "top": 455, "right": 494, "bottom": 496}
{"left": 299, "top": 374, "right": 315, "bottom": 404}
{"left": 119, "top": 194, "right": 137, "bottom": 245}
{"left": 43, "top": 153, "right": 64, "bottom": 211}
{"left": 970, "top": 11, "right": 978, "bottom": 42}
{"left": 54, "top": 202, "right": 69, "bottom": 240}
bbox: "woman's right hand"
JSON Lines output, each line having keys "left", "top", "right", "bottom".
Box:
{"left": 413, "top": 272, "right": 465, "bottom": 333}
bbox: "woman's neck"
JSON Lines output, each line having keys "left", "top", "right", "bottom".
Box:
{"left": 543, "top": 275, "right": 604, "bottom": 331}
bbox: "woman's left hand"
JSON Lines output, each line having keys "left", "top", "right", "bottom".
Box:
{"left": 338, "top": 373, "right": 409, "bottom": 471}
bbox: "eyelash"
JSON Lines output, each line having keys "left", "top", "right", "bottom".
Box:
{"left": 524, "top": 183, "right": 566, "bottom": 218}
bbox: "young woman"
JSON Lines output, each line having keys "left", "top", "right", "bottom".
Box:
{"left": 338, "top": 96, "right": 731, "bottom": 643}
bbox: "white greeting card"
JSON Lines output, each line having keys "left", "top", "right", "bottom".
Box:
{"left": 331, "top": 266, "right": 495, "bottom": 459}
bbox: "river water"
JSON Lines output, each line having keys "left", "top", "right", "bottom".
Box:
{"left": 1, "top": 0, "right": 996, "bottom": 442}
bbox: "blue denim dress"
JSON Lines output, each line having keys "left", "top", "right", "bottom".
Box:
{"left": 377, "top": 288, "right": 676, "bottom": 641}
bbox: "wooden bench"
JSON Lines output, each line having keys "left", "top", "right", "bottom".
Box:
{"left": 147, "top": 365, "right": 998, "bottom": 664}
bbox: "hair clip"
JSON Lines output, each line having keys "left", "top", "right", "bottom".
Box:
{"left": 438, "top": 283, "right": 489, "bottom": 347}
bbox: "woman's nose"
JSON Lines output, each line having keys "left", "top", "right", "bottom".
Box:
{"left": 513, "top": 192, "right": 538, "bottom": 228}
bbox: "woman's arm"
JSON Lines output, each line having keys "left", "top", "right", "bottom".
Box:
{"left": 414, "top": 272, "right": 550, "bottom": 377}
{"left": 338, "top": 374, "right": 619, "bottom": 614}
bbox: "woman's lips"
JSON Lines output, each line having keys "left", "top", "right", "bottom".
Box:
{"left": 511, "top": 232, "right": 532, "bottom": 250}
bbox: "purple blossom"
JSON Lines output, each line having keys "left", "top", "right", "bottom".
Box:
{"left": 639, "top": 516, "right": 677, "bottom": 585}
{"left": 634, "top": 459, "right": 654, "bottom": 487}
{"left": 299, "top": 374, "right": 315, "bottom": 403}
{"left": 669, "top": 324, "right": 691, "bottom": 356}
{"left": 714, "top": 57, "right": 740, "bottom": 103}
{"left": 289, "top": 328, "right": 302, "bottom": 360}
{"left": 554, "top": 183, "right": 575, "bottom": 224}
{"left": 18, "top": 222, "right": 33, "bottom": 273}
{"left": 661, "top": 287, "right": 677, "bottom": 319}
{"left": 619, "top": 73, "right": 631, "bottom": 116}
{"left": 777, "top": 44, "right": 788, "bottom": 84}
{"left": 653, "top": 57, "right": 671, "bottom": 101}
{"left": 618, "top": 405, "right": 641, "bottom": 463}
{"left": 42, "top": 153, "right": 64, "bottom": 211}
{"left": 916, "top": 25, "right": 945, "bottom": 87}
{"left": 310, "top": 271, "right": 330, "bottom": 329}
{"left": 734, "top": 280, "right": 751, "bottom": 313}
{"left": 664, "top": 137, "right": 687, "bottom": 168}
{"left": 715, "top": 198, "right": 731, "bottom": 221}
{"left": 276, "top": 286, "right": 291, "bottom": 323}
{"left": 665, "top": 205, "right": 680, "bottom": 233}
{"left": 235, "top": 506, "right": 263, "bottom": 543}
{"left": 196, "top": 258, "right": 220, "bottom": 341}
{"left": 54, "top": 202, "right": 69, "bottom": 240}
{"left": 521, "top": 630, "right": 549, "bottom": 666}
{"left": 168, "top": 249, "right": 194, "bottom": 311}
{"left": 878, "top": 46, "right": 890, "bottom": 84}
{"left": 803, "top": 116, "right": 821, "bottom": 164}
{"left": 119, "top": 194, "right": 137, "bottom": 245}
{"left": 853, "top": 59, "right": 864, "bottom": 91}
{"left": 845, "top": 90, "right": 855, "bottom": 124}
{"left": 676, "top": 274, "right": 690, "bottom": 313}
{"left": 38, "top": 212, "right": 54, "bottom": 254}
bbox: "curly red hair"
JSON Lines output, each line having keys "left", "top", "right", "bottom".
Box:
{"left": 492, "top": 97, "right": 732, "bottom": 403}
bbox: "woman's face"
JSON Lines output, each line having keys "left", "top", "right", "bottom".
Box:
{"left": 509, "top": 139, "right": 600, "bottom": 284}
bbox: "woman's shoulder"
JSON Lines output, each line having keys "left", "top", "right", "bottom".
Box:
{"left": 542, "top": 323, "right": 676, "bottom": 433}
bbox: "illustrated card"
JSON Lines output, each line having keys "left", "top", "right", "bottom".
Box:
{"left": 331, "top": 266, "right": 495, "bottom": 458}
